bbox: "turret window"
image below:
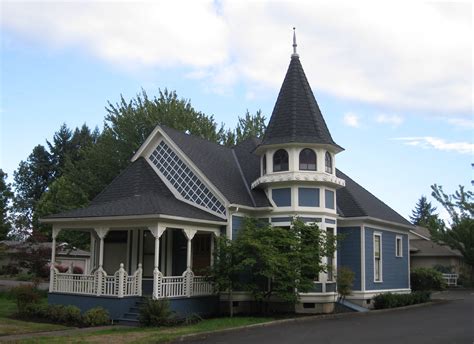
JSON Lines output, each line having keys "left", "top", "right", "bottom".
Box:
{"left": 299, "top": 148, "right": 316, "bottom": 171}
{"left": 273, "top": 149, "right": 289, "bottom": 172}
{"left": 262, "top": 154, "right": 267, "bottom": 175}
{"left": 325, "top": 152, "right": 333, "bottom": 174}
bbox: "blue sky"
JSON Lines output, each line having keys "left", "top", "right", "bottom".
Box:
{"left": 1, "top": 1, "right": 472, "bottom": 221}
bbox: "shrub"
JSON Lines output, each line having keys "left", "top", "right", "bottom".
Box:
{"left": 72, "top": 266, "right": 83, "bottom": 274}
{"left": 82, "top": 307, "right": 110, "bottom": 327}
{"left": 55, "top": 265, "right": 68, "bottom": 273}
{"left": 0, "top": 263, "right": 20, "bottom": 275}
{"left": 139, "top": 298, "right": 174, "bottom": 326}
{"left": 47, "top": 304, "right": 68, "bottom": 323}
{"left": 23, "top": 303, "right": 48, "bottom": 319}
{"left": 373, "top": 291, "right": 431, "bottom": 309}
{"left": 64, "top": 305, "right": 82, "bottom": 324}
{"left": 15, "top": 273, "right": 35, "bottom": 281}
{"left": 337, "top": 266, "right": 355, "bottom": 300}
{"left": 10, "top": 285, "right": 41, "bottom": 314}
{"left": 411, "top": 267, "right": 445, "bottom": 291}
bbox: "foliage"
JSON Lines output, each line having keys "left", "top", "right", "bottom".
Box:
{"left": 10, "top": 285, "right": 41, "bottom": 314}
{"left": 373, "top": 291, "right": 431, "bottom": 309}
{"left": 429, "top": 184, "right": 474, "bottom": 282}
{"left": 336, "top": 266, "right": 355, "bottom": 300}
{"left": 432, "top": 264, "right": 454, "bottom": 274}
{"left": 410, "top": 195, "right": 441, "bottom": 227}
{"left": 72, "top": 266, "right": 84, "bottom": 274}
{"left": 0, "top": 169, "right": 13, "bottom": 240}
{"left": 11, "top": 243, "right": 51, "bottom": 278}
{"left": 82, "top": 307, "right": 111, "bottom": 327}
{"left": 0, "top": 263, "right": 20, "bottom": 276}
{"left": 410, "top": 267, "right": 445, "bottom": 291}
{"left": 225, "top": 218, "right": 336, "bottom": 311}
{"left": 139, "top": 298, "right": 174, "bottom": 326}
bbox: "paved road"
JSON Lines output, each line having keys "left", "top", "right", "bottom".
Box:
{"left": 181, "top": 290, "right": 474, "bottom": 344}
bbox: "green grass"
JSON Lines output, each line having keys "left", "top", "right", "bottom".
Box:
{"left": 21, "top": 316, "right": 275, "bottom": 344}
{"left": 0, "top": 292, "right": 70, "bottom": 337}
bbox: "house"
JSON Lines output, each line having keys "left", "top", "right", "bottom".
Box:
{"left": 409, "top": 226, "right": 464, "bottom": 274}
{"left": 41, "top": 34, "right": 413, "bottom": 320}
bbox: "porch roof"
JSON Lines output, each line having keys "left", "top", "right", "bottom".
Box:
{"left": 42, "top": 158, "right": 223, "bottom": 223}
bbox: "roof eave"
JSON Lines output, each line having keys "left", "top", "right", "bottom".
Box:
{"left": 337, "top": 215, "right": 415, "bottom": 231}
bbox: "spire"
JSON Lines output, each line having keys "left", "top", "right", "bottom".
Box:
{"left": 292, "top": 27, "right": 298, "bottom": 57}
{"left": 259, "top": 46, "right": 343, "bottom": 152}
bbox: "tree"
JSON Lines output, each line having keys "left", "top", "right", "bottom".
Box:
{"left": 429, "top": 184, "right": 474, "bottom": 282}
{"left": 230, "top": 218, "right": 336, "bottom": 313}
{"left": 336, "top": 267, "right": 355, "bottom": 301}
{"left": 12, "top": 145, "right": 54, "bottom": 238}
{"left": 234, "top": 110, "right": 266, "bottom": 145}
{"left": 0, "top": 169, "right": 13, "bottom": 240}
{"left": 410, "top": 195, "right": 440, "bottom": 227}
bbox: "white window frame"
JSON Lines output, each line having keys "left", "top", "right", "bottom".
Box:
{"left": 395, "top": 235, "right": 403, "bottom": 258}
{"left": 373, "top": 232, "right": 383, "bottom": 283}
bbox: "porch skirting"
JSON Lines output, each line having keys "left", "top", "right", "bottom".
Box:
{"left": 48, "top": 293, "right": 219, "bottom": 320}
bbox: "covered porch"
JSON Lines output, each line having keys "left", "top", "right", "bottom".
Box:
{"left": 49, "top": 221, "right": 221, "bottom": 300}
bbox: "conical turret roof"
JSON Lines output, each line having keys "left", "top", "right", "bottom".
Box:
{"left": 260, "top": 54, "right": 342, "bottom": 151}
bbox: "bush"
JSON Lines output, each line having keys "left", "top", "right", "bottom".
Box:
{"left": 82, "top": 307, "right": 111, "bottom": 327}
{"left": 373, "top": 291, "right": 431, "bottom": 309}
{"left": 411, "top": 267, "right": 445, "bottom": 291}
{"left": 47, "top": 304, "right": 68, "bottom": 323}
{"left": 23, "top": 303, "right": 48, "bottom": 319}
{"left": 10, "top": 285, "right": 41, "bottom": 314}
{"left": 15, "top": 273, "right": 35, "bottom": 281}
{"left": 64, "top": 305, "right": 82, "bottom": 324}
{"left": 139, "top": 298, "right": 174, "bottom": 326}
{"left": 72, "top": 266, "right": 83, "bottom": 274}
{"left": 55, "top": 265, "right": 68, "bottom": 273}
{"left": 337, "top": 266, "right": 355, "bottom": 300}
{"left": 0, "top": 263, "right": 20, "bottom": 275}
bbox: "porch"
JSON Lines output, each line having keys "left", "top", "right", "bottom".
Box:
{"left": 49, "top": 223, "right": 220, "bottom": 300}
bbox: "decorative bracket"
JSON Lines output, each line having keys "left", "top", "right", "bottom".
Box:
{"left": 182, "top": 228, "right": 197, "bottom": 241}
{"left": 148, "top": 223, "right": 166, "bottom": 239}
{"left": 52, "top": 226, "right": 62, "bottom": 239}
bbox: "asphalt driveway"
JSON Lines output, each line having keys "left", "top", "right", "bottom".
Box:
{"left": 181, "top": 290, "right": 474, "bottom": 344}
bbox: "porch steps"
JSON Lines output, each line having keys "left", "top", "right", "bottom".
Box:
{"left": 117, "top": 299, "right": 146, "bottom": 326}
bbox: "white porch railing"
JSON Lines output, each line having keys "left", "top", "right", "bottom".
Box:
{"left": 442, "top": 273, "right": 458, "bottom": 287}
{"left": 153, "top": 270, "right": 214, "bottom": 299}
{"left": 50, "top": 263, "right": 143, "bottom": 298}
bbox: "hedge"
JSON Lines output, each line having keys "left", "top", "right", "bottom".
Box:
{"left": 373, "top": 291, "right": 431, "bottom": 309}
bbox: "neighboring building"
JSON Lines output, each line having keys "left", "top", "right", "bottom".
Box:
{"left": 410, "top": 226, "right": 464, "bottom": 274}
{"left": 41, "top": 34, "right": 413, "bottom": 321}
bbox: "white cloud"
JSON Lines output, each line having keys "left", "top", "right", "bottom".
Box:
{"left": 375, "top": 114, "right": 404, "bottom": 127}
{"left": 1, "top": 1, "right": 472, "bottom": 113}
{"left": 446, "top": 117, "right": 474, "bottom": 129}
{"left": 343, "top": 112, "right": 360, "bottom": 128}
{"left": 394, "top": 137, "right": 474, "bottom": 154}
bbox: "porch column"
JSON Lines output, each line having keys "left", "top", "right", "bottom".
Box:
{"left": 210, "top": 231, "right": 220, "bottom": 267}
{"left": 49, "top": 226, "right": 61, "bottom": 292}
{"left": 183, "top": 228, "right": 197, "bottom": 271}
{"left": 149, "top": 224, "right": 166, "bottom": 299}
{"left": 94, "top": 227, "right": 109, "bottom": 296}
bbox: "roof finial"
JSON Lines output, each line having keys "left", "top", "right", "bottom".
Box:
{"left": 292, "top": 27, "right": 298, "bottom": 57}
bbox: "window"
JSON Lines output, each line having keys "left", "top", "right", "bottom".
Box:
{"left": 326, "top": 228, "right": 334, "bottom": 281}
{"left": 374, "top": 233, "right": 382, "bottom": 282}
{"left": 272, "top": 188, "right": 291, "bottom": 207}
{"left": 396, "top": 236, "right": 403, "bottom": 257}
{"left": 325, "top": 152, "right": 333, "bottom": 174}
{"left": 299, "top": 148, "right": 316, "bottom": 170}
{"left": 298, "top": 188, "right": 320, "bottom": 207}
{"left": 273, "top": 149, "right": 289, "bottom": 172}
{"left": 262, "top": 155, "right": 267, "bottom": 175}
{"left": 325, "top": 189, "right": 335, "bottom": 209}
{"left": 149, "top": 141, "right": 226, "bottom": 215}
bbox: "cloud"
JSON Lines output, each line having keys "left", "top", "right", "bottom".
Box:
{"left": 375, "top": 114, "right": 404, "bottom": 127}
{"left": 394, "top": 137, "right": 473, "bottom": 154}
{"left": 1, "top": 1, "right": 472, "bottom": 113}
{"left": 446, "top": 117, "right": 474, "bottom": 129}
{"left": 343, "top": 112, "right": 360, "bottom": 128}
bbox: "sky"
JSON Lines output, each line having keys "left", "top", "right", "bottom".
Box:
{"left": 1, "top": 0, "right": 473, "bottom": 222}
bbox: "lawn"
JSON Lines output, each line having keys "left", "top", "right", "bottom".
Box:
{"left": 0, "top": 292, "right": 70, "bottom": 336}
{"left": 20, "top": 316, "right": 275, "bottom": 344}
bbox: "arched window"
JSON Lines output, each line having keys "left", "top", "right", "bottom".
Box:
{"left": 325, "top": 152, "right": 333, "bottom": 174}
{"left": 299, "top": 148, "right": 316, "bottom": 171}
{"left": 262, "top": 154, "right": 267, "bottom": 175}
{"left": 273, "top": 149, "right": 289, "bottom": 172}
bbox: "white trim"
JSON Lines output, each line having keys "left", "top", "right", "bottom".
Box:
{"left": 407, "top": 236, "right": 411, "bottom": 289}
{"left": 347, "top": 288, "right": 411, "bottom": 300}
{"left": 360, "top": 225, "right": 366, "bottom": 291}
{"left": 409, "top": 229, "right": 431, "bottom": 241}
{"left": 251, "top": 171, "right": 345, "bottom": 189}
{"left": 395, "top": 235, "right": 403, "bottom": 257}
{"left": 338, "top": 216, "right": 414, "bottom": 232}
{"left": 373, "top": 232, "right": 383, "bottom": 283}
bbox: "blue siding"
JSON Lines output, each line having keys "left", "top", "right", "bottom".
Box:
{"left": 232, "top": 215, "right": 245, "bottom": 240}
{"left": 337, "top": 227, "right": 361, "bottom": 291}
{"left": 272, "top": 188, "right": 291, "bottom": 207}
{"left": 298, "top": 188, "right": 320, "bottom": 207}
{"left": 365, "top": 227, "right": 409, "bottom": 290}
{"left": 325, "top": 190, "right": 335, "bottom": 209}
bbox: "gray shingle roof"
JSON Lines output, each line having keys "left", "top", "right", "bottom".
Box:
{"left": 260, "top": 55, "right": 342, "bottom": 150}
{"left": 44, "top": 158, "right": 223, "bottom": 222}
{"left": 161, "top": 126, "right": 271, "bottom": 208}
{"left": 336, "top": 169, "right": 412, "bottom": 226}
{"left": 410, "top": 239, "right": 462, "bottom": 257}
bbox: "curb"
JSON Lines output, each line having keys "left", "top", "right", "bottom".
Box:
{"left": 175, "top": 300, "right": 450, "bottom": 342}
